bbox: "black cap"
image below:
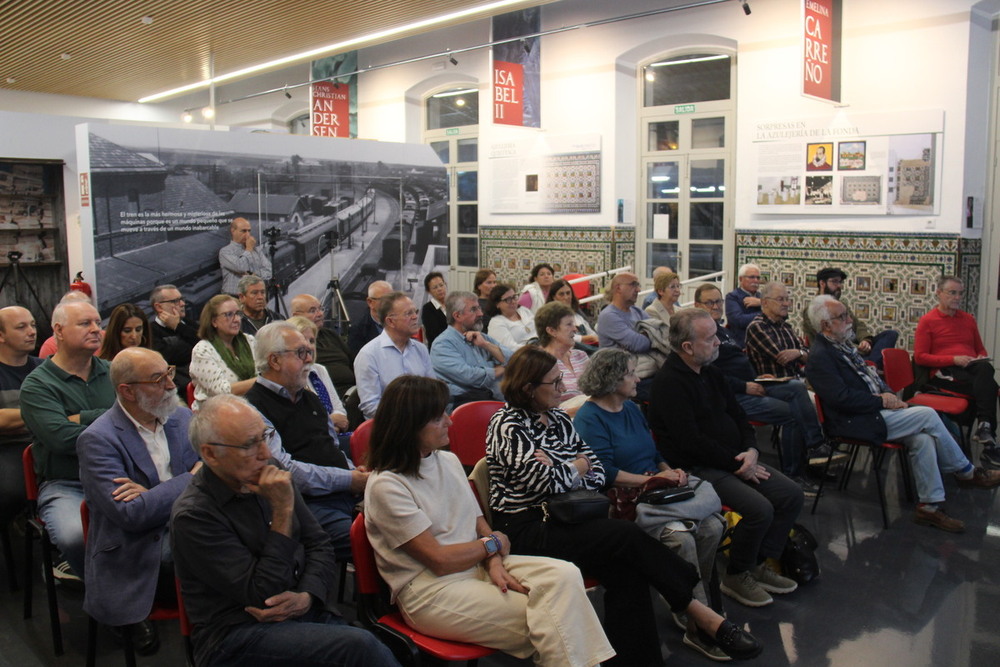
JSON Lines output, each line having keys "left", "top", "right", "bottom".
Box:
{"left": 817, "top": 267, "right": 847, "bottom": 282}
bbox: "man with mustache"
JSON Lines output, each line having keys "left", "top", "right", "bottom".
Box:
{"left": 76, "top": 347, "right": 201, "bottom": 655}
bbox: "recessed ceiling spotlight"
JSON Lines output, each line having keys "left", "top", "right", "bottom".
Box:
{"left": 141, "top": 16, "right": 154, "bottom": 25}
{"left": 5, "top": 77, "right": 15, "bottom": 84}
{"left": 181, "top": 111, "right": 193, "bottom": 123}
{"left": 60, "top": 53, "right": 72, "bottom": 60}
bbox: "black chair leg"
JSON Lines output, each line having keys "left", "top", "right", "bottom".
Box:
{"left": 39, "top": 533, "right": 64, "bottom": 655}
{"left": 871, "top": 449, "right": 890, "bottom": 529}
{"left": 22, "top": 521, "right": 34, "bottom": 620}
{"left": 87, "top": 616, "right": 99, "bottom": 667}
{"left": 1, "top": 523, "right": 17, "bottom": 592}
{"left": 122, "top": 623, "right": 137, "bottom": 667}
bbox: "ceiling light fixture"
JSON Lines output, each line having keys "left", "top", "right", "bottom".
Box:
{"left": 137, "top": 0, "right": 528, "bottom": 103}
{"left": 5, "top": 77, "right": 15, "bottom": 84}
{"left": 60, "top": 53, "right": 72, "bottom": 61}
{"left": 432, "top": 88, "right": 478, "bottom": 98}
{"left": 181, "top": 111, "right": 193, "bottom": 123}
{"left": 141, "top": 15, "right": 154, "bottom": 25}
{"left": 648, "top": 54, "right": 728, "bottom": 68}
{"left": 449, "top": 56, "right": 459, "bottom": 66}
{"left": 740, "top": 1, "right": 751, "bottom": 15}
{"left": 201, "top": 106, "right": 215, "bottom": 119}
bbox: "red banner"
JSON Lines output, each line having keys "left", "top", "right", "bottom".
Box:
{"left": 310, "top": 81, "right": 350, "bottom": 137}
{"left": 803, "top": 0, "right": 841, "bottom": 103}
{"left": 493, "top": 61, "right": 524, "bottom": 126}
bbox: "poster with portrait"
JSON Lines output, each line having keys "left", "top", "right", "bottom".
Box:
{"left": 806, "top": 143, "right": 833, "bottom": 171}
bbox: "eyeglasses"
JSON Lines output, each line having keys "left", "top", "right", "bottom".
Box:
{"left": 829, "top": 312, "right": 850, "bottom": 322}
{"left": 390, "top": 309, "right": 419, "bottom": 319}
{"left": 764, "top": 296, "right": 791, "bottom": 303}
{"left": 216, "top": 310, "right": 240, "bottom": 320}
{"left": 208, "top": 428, "right": 275, "bottom": 455}
{"left": 941, "top": 289, "right": 964, "bottom": 296}
{"left": 500, "top": 295, "right": 518, "bottom": 304}
{"left": 699, "top": 299, "right": 724, "bottom": 307}
{"left": 743, "top": 275, "right": 761, "bottom": 280}
{"left": 127, "top": 366, "right": 176, "bottom": 386}
{"left": 626, "top": 281, "right": 641, "bottom": 288}
{"left": 277, "top": 347, "right": 314, "bottom": 361}
{"left": 157, "top": 297, "right": 185, "bottom": 305}
{"left": 537, "top": 373, "right": 565, "bottom": 387}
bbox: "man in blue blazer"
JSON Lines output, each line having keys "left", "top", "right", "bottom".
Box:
{"left": 804, "top": 295, "right": 1000, "bottom": 533}
{"left": 77, "top": 347, "right": 201, "bottom": 655}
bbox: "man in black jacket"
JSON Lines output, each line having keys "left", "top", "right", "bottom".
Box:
{"left": 649, "top": 308, "right": 802, "bottom": 609}
{"left": 149, "top": 284, "right": 198, "bottom": 399}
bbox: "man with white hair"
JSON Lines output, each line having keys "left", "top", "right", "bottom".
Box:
{"left": 21, "top": 300, "right": 116, "bottom": 580}
{"left": 745, "top": 282, "right": 809, "bottom": 378}
{"left": 245, "top": 321, "right": 366, "bottom": 558}
{"left": 724, "top": 263, "right": 763, "bottom": 348}
{"left": 348, "top": 280, "right": 393, "bottom": 355}
{"left": 77, "top": 347, "right": 200, "bottom": 655}
{"left": 805, "top": 295, "right": 1000, "bottom": 533}
{"left": 430, "top": 291, "right": 512, "bottom": 406}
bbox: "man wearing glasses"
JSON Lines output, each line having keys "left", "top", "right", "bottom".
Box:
{"left": 149, "top": 284, "right": 198, "bottom": 398}
{"left": 77, "top": 347, "right": 200, "bottom": 656}
{"left": 800, "top": 268, "right": 898, "bottom": 370}
{"left": 171, "top": 394, "right": 399, "bottom": 667}
{"left": 245, "top": 322, "right": 366, "bottom": 560}
{"left": 915, "top": 276, "right": 1000, "bottom": 466}
{"left": 745, "top": 282, "right": 809, "bottom": 379}
{"left": 354, "top": 292, "right": 435, "bottom": 419}
{"left": 596, "top": 272, "right": 652, "bottom": 354}
{"left": 694, "top": 284, "right": 835, "bottom": 494}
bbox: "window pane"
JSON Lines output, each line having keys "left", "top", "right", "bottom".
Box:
{"left": 643, "top": 54, "right": 731, "bottom": 107}
{"left": 690, "top": 159, "right": 724, "bottom": 198}
{"left": 689, "top": 244, "right": 723, "bottom": 278}
{"left": 426, "top": 88, "right": 479, "bottom": 130}
{"left": 646, "top": 203, "right": 678, "bottom": 239}
{"left": 458, "top": 204, "right": 478, "bottom": 234}
{"left": 431, "top": 141, "right": 449, "bottom": 164}
{"left": 457, "top": 171, "right": 478, "bottom": 201}
{"left": 648, "top": 121, "right": 679, "bottom": 151}
{"left": 692, "top": 117, "right": 725, "bottom": 148}
{"left": 457, "top": 138, "right": 478, "bottom": 163}
{"left": 647, "top": 243, "right": 678, "bottom": 272}
{"left": 458, "top": 237, "right": 478, "bottom": 266}
{"left": 690, "top": 202, "right": 724, "bottom": 240}
{"left": 647, "top": 162, "right": 679, "bottom": 199}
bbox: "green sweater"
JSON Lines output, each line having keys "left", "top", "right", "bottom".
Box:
{"left": 20, "top": 357, "right": 115, "bottom": 482}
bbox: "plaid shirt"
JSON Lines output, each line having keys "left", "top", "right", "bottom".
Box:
{"left": 745, "top": 314, "right": 806, "bottom": 378}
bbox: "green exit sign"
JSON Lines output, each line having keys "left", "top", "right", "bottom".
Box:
{"left": 446, "top": 128, "right": 460, "bottom": 135}
{"left": 674, "top": 104, "right": 696, "bottom": 114}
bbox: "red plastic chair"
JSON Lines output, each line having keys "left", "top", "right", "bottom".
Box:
{"left": 448, "top": 401, "right": 503, "bottom": 468}
{"left": 810, "top": 395, "right": 914, "bottom": 529}
{"left": 562, "top": 273, "right": 591, "bottom": 301}
{"left": 22, "top": 445, "right": 63, "bottom": 655}
{"left": 882, "top": 348, "right": 972, "bottom": 448}
{"left": 185, "top": 382, "right": 196, "bottom": 409}
{"left": 350, "top": 514, "right": 495, "bottom": 665}
{"left": 350, "top": 419, "right": 375, "bottom": 467}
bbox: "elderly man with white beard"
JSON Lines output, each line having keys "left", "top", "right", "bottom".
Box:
{"left": 77, "top": 347, "right": 201, "bottom": 655}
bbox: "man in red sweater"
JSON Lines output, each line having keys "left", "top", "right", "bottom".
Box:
{"left": 914, "top": 275, "right": 1000, "bottom": 467}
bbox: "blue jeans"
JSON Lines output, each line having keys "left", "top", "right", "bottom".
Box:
{"left": 37, "top": 478, "right": 85, "bottom": 578}
{"left": 207, "top": 607, "right": 400, "bottom": 667}
{"left": 860, "top": 330, "right": 900, "bottom": 370}
{"left": 883, "top": 405, "right": 971, "bottom": 504}
{"left": 737, "top": 379, "right": 824, "bottom": 476}
{"left": 304, "top": 493, "right": 356, "bottom": 563}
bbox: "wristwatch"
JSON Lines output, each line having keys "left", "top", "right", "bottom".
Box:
{"left": 480, "top": 534, "right": 501, "bottom": 557}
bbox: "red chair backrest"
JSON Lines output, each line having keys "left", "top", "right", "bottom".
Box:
{"left": 813, "top": 394, "right": 826, "bottom": 424}
{"left": 80, "top": 501, "right": 89, "bottom": 542}
{"left": 351, "top": 419, "right": 375, "bottom": 466}
{"left": 350, "top": 513, "right": 382, "bottom": 597}
{"left": 22, "top": 445, "right": 38, "bottom": 502}
{"left": 562, "top": 273, "right": 591, "bottom": 301}
{"left": 413, "top": 328, "right": 424, "bottom": 343}
{"left": 448, "top": 401, "right": 503, "bottom": 467}
{"left": 186, "top": 382, "right": 196, "bottom": 409}
{"left": 881, "top": 348, "right": 914, "bottom": 394}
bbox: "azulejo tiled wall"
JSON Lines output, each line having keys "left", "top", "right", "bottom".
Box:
{"left": 480, "top": 225, "right": 634, "bottom": 294}
{"left": 736, "top": 230, "right": 978, "bottom": 350}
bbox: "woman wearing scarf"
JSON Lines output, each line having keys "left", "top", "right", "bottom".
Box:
{"left": 189, "top": 294, "right": 257, "bottom": 410}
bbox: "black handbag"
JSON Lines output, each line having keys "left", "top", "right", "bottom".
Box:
{"left": 541, "top": 490, "right": 611, "bottom": 524}
{"left": 780, "top": 523, "right": 820, "bottom": 585}
{"left": 638, "top": 482, "right": 697, "bottom": 505}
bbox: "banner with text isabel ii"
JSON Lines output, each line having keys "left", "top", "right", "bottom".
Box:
{"left": 492, "top": 8, "right": 540, "bottom": 127}
{"left": 310, "top": 51, "right": 358, "bottom": 138}
{"left": 802, "top": 0, "right": 841, "bottom": 103}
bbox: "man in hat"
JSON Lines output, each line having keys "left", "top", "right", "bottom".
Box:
{"left": 801, "top": 267, "right": 898, "bottom": 369}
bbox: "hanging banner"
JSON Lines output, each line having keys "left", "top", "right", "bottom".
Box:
{"left": 310, "top": 51, "right": 358, "bottom": 138}
{"left": 492, "top": 8, "right": 541, "bottom": 127}
{"left": 802, "top": 0, "right": 841, "bottom": 104}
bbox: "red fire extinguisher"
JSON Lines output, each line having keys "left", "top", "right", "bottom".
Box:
{"left": 70, "top": 271, "right": 92, "bottom": 297}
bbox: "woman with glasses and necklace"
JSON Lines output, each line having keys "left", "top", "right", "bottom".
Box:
{"left": 486, "top": 346, "right": 762, "bottom": 664}
{"left": 487, "top": 283, "right": 536, "bottom": 351}
{"left": 190, "top": 294, "right": 257, "bottom": 410}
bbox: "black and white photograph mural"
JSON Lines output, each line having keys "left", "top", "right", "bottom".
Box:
{"left": 77, "top": 124, "right": 448, "bottom": 331}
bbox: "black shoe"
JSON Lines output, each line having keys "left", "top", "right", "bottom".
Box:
{"left": 127, "top": 620, "right": 160, "bottom": 656}
{"left": 791, "top": 476, "right": 820, "bottom": 498}
{"left": 807, "top": 443, "right": 848, "bottom": 467}
{"left": 701, "top": 619, "right": 763, "bottom": 660}
{"left": 981, "top": 445, "right": 1000, "bottom": 470}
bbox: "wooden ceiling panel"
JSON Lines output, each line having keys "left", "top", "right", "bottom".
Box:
{"left": 0, "top": 0, "right": 550, "bottom": 101}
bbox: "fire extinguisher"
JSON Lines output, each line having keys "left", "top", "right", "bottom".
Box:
{"left": 70, "top": 271, "right": 93, "bottom": 297}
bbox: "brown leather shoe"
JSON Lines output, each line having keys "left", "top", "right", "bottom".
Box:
{"left": 914, "top": 506, "right": 965, "bottom": 533}
{"left": 957, "top": 467, "right": 1000, "bottom": 489}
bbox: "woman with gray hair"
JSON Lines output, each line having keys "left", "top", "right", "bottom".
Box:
{"left": 574, "top": 348, "right": 726, "bottom": 640}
